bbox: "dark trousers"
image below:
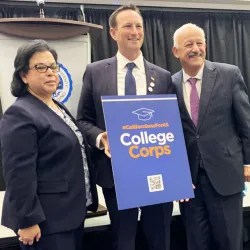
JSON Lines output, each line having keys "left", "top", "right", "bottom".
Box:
{"left": 103, "top": 187, "right": 173, "bottom": 250}
{"left": 180, "top": 168, "right": 243, "bottom": 250}
{"left": 20, "top": 222, "right": 84, "bottom": 250}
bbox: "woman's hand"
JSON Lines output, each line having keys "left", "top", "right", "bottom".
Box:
{"left": 18, "top": 224, "right": 41, "bottom": 245}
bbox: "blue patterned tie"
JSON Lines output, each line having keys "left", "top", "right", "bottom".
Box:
{"left": 125, "top": 62, "right": 136, "bottom": 95}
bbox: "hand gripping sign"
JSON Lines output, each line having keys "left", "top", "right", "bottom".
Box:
{"left": 102, "top": 95, "right": 194, "bottom": 210}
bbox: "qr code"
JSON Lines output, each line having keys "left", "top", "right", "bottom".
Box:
{"left": 147, "top": 174, "right": 164, "bottom": 192}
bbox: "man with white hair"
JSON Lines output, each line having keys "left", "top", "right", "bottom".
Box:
{"left": 172, "top": 23, "right": 250, "bottom": 250}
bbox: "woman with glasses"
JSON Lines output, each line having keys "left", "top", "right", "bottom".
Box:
{"left": 0, "top": 39, "right": 98, "bottom": 250}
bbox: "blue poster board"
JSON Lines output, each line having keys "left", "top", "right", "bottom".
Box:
{"left": 102, "top": 95, "right": 194, "bottom": 210}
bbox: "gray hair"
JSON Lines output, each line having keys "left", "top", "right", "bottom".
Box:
{"left": 173, "top": 23, "right": 206, "bottom": 48}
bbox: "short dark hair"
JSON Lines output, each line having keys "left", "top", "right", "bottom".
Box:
{"left": 11, "top": 39, "right": 58, "bottom": 97}
{"left": 109, "top": 4, "right": 143, "bottom": 28}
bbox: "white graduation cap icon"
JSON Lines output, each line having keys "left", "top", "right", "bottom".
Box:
{"left": 132, "top": 108, "right": 154, "bottom": 121}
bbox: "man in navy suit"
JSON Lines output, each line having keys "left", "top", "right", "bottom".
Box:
{"left": 77, "top": 4, "right": 173, "bottom": 250}
{"left": 172, "top": 23, "right": 250, "bottom": 250}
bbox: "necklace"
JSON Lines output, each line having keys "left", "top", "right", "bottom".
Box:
{"left": 51, "top": 103, "right": 66, "bottom": 119}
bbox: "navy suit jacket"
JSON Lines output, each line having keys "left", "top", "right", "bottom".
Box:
{"left": 172, "top": 60, "right": 250, "bottom": 195}
{"left": 0, "top": 93, "right": 98, "bottom": 234}
{"left": 77, "top": 56, "right": 174, "bottom": 188}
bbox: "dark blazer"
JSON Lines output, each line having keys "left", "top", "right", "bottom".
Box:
{"left": 0, "top": 93, "right": 98, "bottom": 235}
{"left": 77, "top": 56, "right": 174, "bottom": 188}
{"left": 172, "top": 60, "right": 250, "bottom": 196}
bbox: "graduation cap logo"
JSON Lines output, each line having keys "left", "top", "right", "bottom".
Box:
{"left": 132, "top": 108, "right": 154, "bottom": 121}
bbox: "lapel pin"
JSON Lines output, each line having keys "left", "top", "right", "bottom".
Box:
{"left": 148, "top": 87, "right": 153, "bottom": 92}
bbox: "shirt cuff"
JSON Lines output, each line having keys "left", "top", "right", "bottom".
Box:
{"left": 96, "top": 133, "right": 104, "bottom": 150}
{"left": 244, "top": 165, "right": 250, "bottom": 167}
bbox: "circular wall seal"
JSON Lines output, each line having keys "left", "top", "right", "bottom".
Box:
{"left": 53, "top": 63, "right": 73, "bottom": 103}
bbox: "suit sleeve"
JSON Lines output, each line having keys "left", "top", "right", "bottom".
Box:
{"left": 77, "top": 65, "right": 104, "bottom": 148}
{"left": 166, "top": 71, "right": 175, "bottom": 94}
{"left": 0, "top": 106, "right": 45, "bottom": 229}
{"left": 232, "top": 67, "right": 250, "bottom": 164}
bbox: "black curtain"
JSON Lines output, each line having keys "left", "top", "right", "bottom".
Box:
{"left": 0, "top": 2, "right": 83, "bottom": 20}
{"left": 84, "top": 7, "right": 250, "bottom": 92}
{"left": 85, "top": 8, "right": 117, "bottom": 62}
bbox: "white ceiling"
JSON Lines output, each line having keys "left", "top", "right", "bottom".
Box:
{"left": 5, "top": 0, "right": 250, "bottom": 10}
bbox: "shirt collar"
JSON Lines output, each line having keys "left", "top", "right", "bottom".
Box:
{"left": 183, "top": 64, "right": 205, "bottom": 83}
{"left": 117, "top": 51, "right": 144, "bottom": 70}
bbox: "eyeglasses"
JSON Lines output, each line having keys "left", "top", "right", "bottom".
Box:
{"left": 29, "top": 63, "right": 60, "bottom": 73}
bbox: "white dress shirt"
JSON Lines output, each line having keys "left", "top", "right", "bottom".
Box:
{"left": 96, "top": 51, "right": 147, "bottom": 148}
{"left": 117, "top": 51, "right": 147, "bottom": 95}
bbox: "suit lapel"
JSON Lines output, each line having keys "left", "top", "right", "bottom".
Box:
{"left": 197, "top": 61, "right": 217, "bottom": 131}
{"left": 174, "top": 71, "right": 196, "bottom": 129}
{"left": 25, "top": 94, "right": 83, "bottom": 138}
{"left": 55, "top": 101, "right": 89, "bottom": 148}
{"left": 56, "top": 101, "right": 95, "bottom": 168}
{"left": 144, "top": 60, "right": 156, "bottom": 95}
{"left": 105, "top": 56, "right": 117, "bottom": 95}
{"left": 55, "top": 101, "right": 79, "bottom": 130}
{"left": 56, "top": 101, "right": 74, "bottom": 121}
